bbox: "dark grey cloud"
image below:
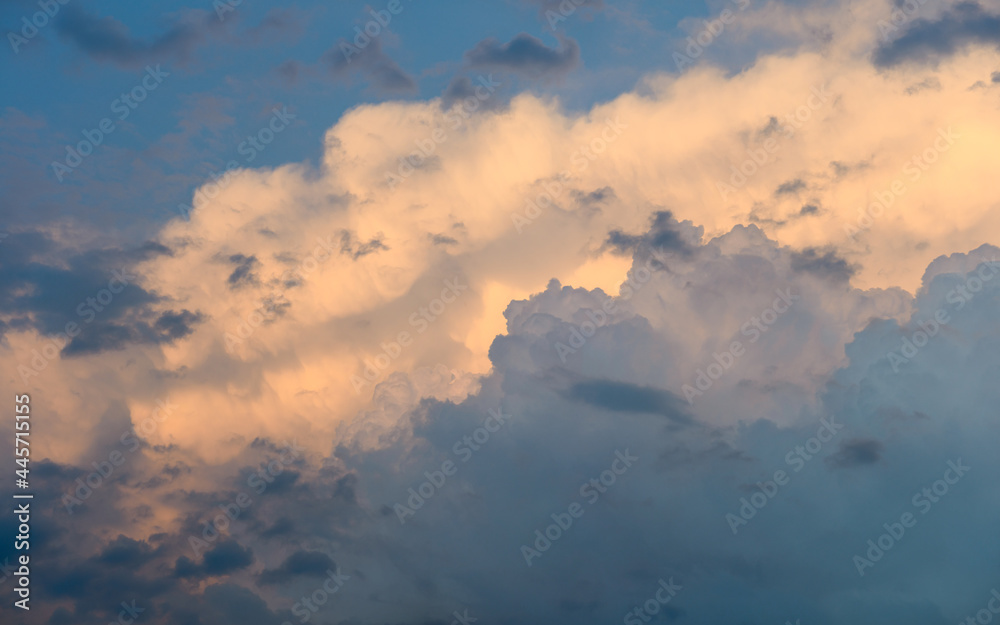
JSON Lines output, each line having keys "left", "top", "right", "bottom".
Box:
{"left": 0, "top": 233, "right": 161, "bottom": 335}
{"left": 62, "top": 309, "right": 203, "bottom": 355}
{"left": 442, "top": 75, "right": 478, "bottom": 106}
{"left": 175, "top": 539, "right": 254, "bottom": 579}
{"left": 227, "top": 254, "right": 260, "bottom": 288}
{"left": 0, "top": 231, "right": 205, "bottom": 355}
{"left": 0, "top": 442, "right": 342, "bottom": 624}
{"left": 440, "top": 74, "right": 507, "bottom": 111}
{"left": 326, "top": 37, "right": 417, "bottom": 93}
{"left": 202, "top": 540, "right": 254, "bottom": 576}
{"left": 573, "top": 186, "right": 615, "bottom": 206}
{"left": 827, "top": 438, "right": 885, "bottom": 468}
{"left": 790, "top": 247, "right": 857, "bottom": 282}
{"left": 53, "top": 5, "right": 298, "bottom": 68}
{"left": 775, "top": 178, "right": 807, "bottom": 196}
{"left": 339, "top": 229, "right": 389, "bottom": 259}
{"left": 0, "top": 507, "right": 178, "bottom": 622}
{"left": 605, "top": 230, "right": 643, "bottom": 254}
{"left": 152, "top": 309, "right": 203, "bottom": 342}
{"left": 258, "top": 550, "right": 337, "bottom": 585}
{"left": 830, "top": 159, "right": 872, "bottom": 179}
{"left": 464, "top": 33, "right": 580, "bottom": 78}
{"left": 431, "top": 233, "right": 459, "bottom": 246}
{"left": 97, "top": 535, "right": 160, "bottom": 567}
{"left": 565, "top": 379, "right": 692, "bottom": 424}
{"left": 199, "top": 583, "right": 288, "bottom": 625}
{"left": 604, "top": 210, "right": 695, "bottom": 257}
{"left": 260, "top": 517, "right": 295, "bottom": 538}
{"left": 874, "top": 1, "right": 1000, "bottom": 67}
{"left": 276, "top": 59, "right": 302, "bottom": 84}
{"left": 54, "top": 5, "right": 214, "bottom": 67}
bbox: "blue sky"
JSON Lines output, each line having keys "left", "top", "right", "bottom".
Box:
{"left": 1, "top": 0, "right": 731, "bottom": 238}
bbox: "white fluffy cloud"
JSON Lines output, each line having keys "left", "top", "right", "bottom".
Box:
{"left": 49, "top": 5, "right": 984, "bottom": 461}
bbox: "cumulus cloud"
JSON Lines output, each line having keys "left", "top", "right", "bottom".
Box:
{"left": 5, "top": 1, "right": 1000, "bottom": 622}
{"left": 8, "top": 224, "right": 1000, "bottom": 623}
{"left": 8, "top": 0, "right": 1000, "bottom": 467}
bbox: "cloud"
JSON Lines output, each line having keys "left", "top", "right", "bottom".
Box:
{"left": 442, "top": 75, "right": 480, "bottom": 105}
{"left": 323, "top": 241, "right": 999, "bottom": 622}
{"left": 775, "top": 178, "right": 808, "bottom": 195}
{"left": 338, "top": 229, "right": 390, "bottom": 259}
{"left": 525, "top": 0, "right": 605, "bottom": 13}
{"left": 603, "top": 210, "right": 697, "bottom": 257}
{"left": 12, "top": 22, "right": 997, "bottom": 466}
{"left": 874, "top": 1, "right": 1000, "bottom": 67}
{"left": 97, "top": 535, "right": 159, "bottom": 567}
{"left": 8, "top": 221, "right": 1000, "bottom": 624}
{"left": 227, "top": 254, "right": 261, "bottom": 288}
{"left": 464, "top": 33, "right": 580, "bottom": 78}
{"left": 326, "top": 36, "right": 417, "bottom": 93}
{"left": 175, "top": 539, "right": 254, "bottom": 579}
{"left": 827, "top": 437, "right": 886, "bottom": 468}
{"left": 60, "top": 308, "right": 203, "bottom": 355}
{"left": 441, "top": 74, "right": 508, "bottom": 111}
{"left": 790, "top": 247, "right": 857, "bottom": 282}
{"left": 54, "top": 5, "right": 215, "bottom": 67}
{"left": 564, "top": 378, "right": 692, "bottom": 424}
{"left": 241, "top": 7, "right": 302, "bottom": 45}
{"left": 52, "top": 5, "right": 298, "bottom": 68}
{"left": 7, "top": 8, "right": 1000, "bottom": 622}
{"left": 523, "top": 0, "right": 606, "bottom": 28}
{"left": 258, "top": 550, "right": 337, "bottom": 585}
{"left": 198, "top": 583, "right": 288, "bottom": 625}
{"left": 0, "top": 231, "right": 201, "bottom": 355}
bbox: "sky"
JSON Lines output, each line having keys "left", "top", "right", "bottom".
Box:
{"left": 2, "top": 0, "right": 1000, "bottom": 623}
